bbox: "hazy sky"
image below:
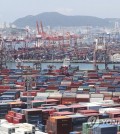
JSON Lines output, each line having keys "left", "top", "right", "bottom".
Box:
{"left": 0, "top": 0, "right": 120, "bottom": 22}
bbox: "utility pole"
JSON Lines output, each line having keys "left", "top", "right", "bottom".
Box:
{"left": 25, "top": 73, "right": 33, "bottom": 123}
{"left": 25, "top": 76, "right": 32, "bottom": 109}
{"left": 104, "top": 38, "right": 108, "bottom": 70}
{"left": 24, "top": 66, "right": 32, "bottom": 109}
{"left": 93, "top": 38, "right": 98, "bottom": 70}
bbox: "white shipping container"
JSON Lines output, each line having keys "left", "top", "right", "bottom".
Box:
{"left": 0, "top": 119, "right": 7, "bottom": 124}
{"left": 76, "top": 94, "right": 90, "bottom": 98}
{"left": 0, "top": 126, "right": 15, "bottom": 134}
{"left": 71, "top": 88, "right": 78, "bottom": 92}
{"left": 100, "top": 92, "right": 113, "bottom": 96}
{"left": 63, "top": 92, "right": 76, "bottom": 98}
{"left": 99, "top": 108, "right": 120, "bottom": 114}
{"left": 15, "top": 123, "right": 35, "bottom": 132}
{"left": 77, "top": 88, "right": 83, "bottom": 92}
{"left": 113, "top": 92, "right": 120, "bottom": 96}
{"left": 89, "top": 85, "right": 95, "bottom": 87}
{"left": 96, "top": 87, "right": 108, "bottom": 91}
{"left": 90, "top": 97, "right": 103, "bottom": 103}
{"left": 49, "top": 93, "right": 62, "bottom": 98}
{"left": 15, "top": 128, "right": 32, "bottom": 134}
{"left": 34, "top": 96, "right": 47, "bottom": 100}
{"left": 90, "top": 93, "right": 104, "bottom": 98}
{"left": 101, "top": 100, "right": 114, "bottom": 104}
{"left": 23, "top": 123, "right": 35, "bottom": 132}
{"left": 61, "top": 81, "right": 72, "bottom": 85}
{"left": 102, "top": 75, "right": 112, "bottom": 78}
{"left": 81, "top": 103, "right": 102, "bottom": 111}
{"left": 35, "top": 131, "right": 48, "bottom": 134}
{"left": 37, "top": 93, "right": 50, "bottom": 97}
{"left": 0, "top": 131, "right": 8, "bottom": 134}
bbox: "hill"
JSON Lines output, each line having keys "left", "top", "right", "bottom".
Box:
{"left": 13, "top": 12, "right": 110, "bottom": 28}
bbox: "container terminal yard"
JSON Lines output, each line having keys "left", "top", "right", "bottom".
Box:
{"left": 1, "top": 22, "right": 120, "bottom": 134}
{"left": 1, "top": 21, "right": 120, "bottom": 65}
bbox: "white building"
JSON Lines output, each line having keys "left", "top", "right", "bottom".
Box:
{"left": 110, "top": 53, "right": 120, "bottom": 62}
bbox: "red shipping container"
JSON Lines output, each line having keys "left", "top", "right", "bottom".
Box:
{"left": 47, "top": 85, "right": 58, "bottom": 90}
{"left": 16, "top": 113, "right": 25, "bottom": 119}
{"left": 53, "top": 111, "right": 74, "bottom": 116}
{"left": 5, "top": 115, "right": 13, "bottom": 123}
{"left": 112, "top": 97, "right": 120, "bottom": 103}
{"left": 13, "top": 117, "right": 25, "bottom": 124}
{"left": 45, "top": 99, "right": 60, "bottom": 105}
{"left": 0, "top": 89, "right": 8, "bottom": 93}
{"left": 8, "top": 111, "right": 16, "bottom": 117}
{"left": 39, "top": 88, "right": 46, "bottom": 91}
{"left": 63, "top": 77, "right": 72, "bottom": 81}
{"left": 42, "top": 109, "right": 56, "bottom": 115}
{"left": 32, "top": 82, "right": 36, "bottom": 87}
{"left": 16, "top": 82, "right": 25, "bottom": 86}
{"left": 108, "top": 112, "right": 120, "bottom": 118}
{"left": 48, "top": 97, "right": 62, "bottom": 103}
{"left": 62, "top": 98, "right": 76, "bottom": 105}
{"left": 76, "top": 98, "right": 90, "bottom": 103}
{"left": 9, "top": 102, "right": 25, "bottom": 108}
{"left": 84, "top": 113, "right": 100, "bottom": 118}
{"left": 77, "top": 110, "right": 99, "bottom": 114}
{"left": 0, "top": 86, "right": 10, "bottom": 89}
{"left": 23, "top": 92, "right": 37, "bottom": 96}
{"left": 69, "top": 104, "right": 87, "bottom": 113}
{"left": 104, "top": 97, "right": 112, "bottom": 100}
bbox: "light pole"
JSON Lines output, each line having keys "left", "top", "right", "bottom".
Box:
{"left": 25, "top": 67, "right": 33, "bottom": 109}
{"left": 0, "top": 34, "right": 6, "bottom": 69}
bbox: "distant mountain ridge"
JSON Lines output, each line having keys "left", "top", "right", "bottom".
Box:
{"left": 13, "top": 12, "right": 112, "bottom": 28}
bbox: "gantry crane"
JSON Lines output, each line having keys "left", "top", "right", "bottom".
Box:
{"left": 93, "top": 37, "right": 108, "bottom": 70}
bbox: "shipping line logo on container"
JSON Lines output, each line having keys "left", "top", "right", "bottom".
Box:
{"left": 88, "top": 116, "right": 120, "bottom": 128}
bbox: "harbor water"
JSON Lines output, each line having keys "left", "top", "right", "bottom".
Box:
{"left": 6, "top": 62, "right": 120, "bottom": 70}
